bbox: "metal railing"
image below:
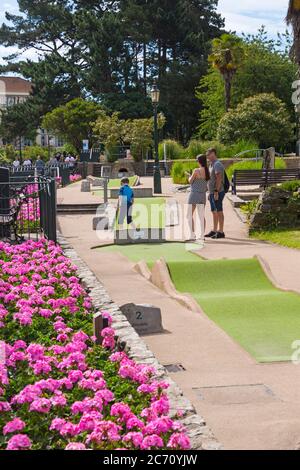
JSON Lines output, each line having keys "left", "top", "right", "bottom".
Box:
{"left": 233, "top": 149, "right": 284, "bottom": 161}
{"left": 0, "top": 162, "right": 83, "bottom": 188}
{"left": 0, "top": 176, "right": 57, "bottom": 244}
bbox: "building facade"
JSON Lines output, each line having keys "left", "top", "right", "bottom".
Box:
{"left": 0, "top": 76, "right": 64, "bottom": 149}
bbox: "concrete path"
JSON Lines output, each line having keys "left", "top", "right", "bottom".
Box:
{"left": 58, "top": 177, "right": 300, "bottom": 450}
{"left": 57, "top": 181, "right": 101, "bottom": 205}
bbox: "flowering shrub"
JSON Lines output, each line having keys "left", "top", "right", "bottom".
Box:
{"left": 70, "top": 174, "right": 82, "bottom": 183}
{"left": 0, "top": 240, "right": 190, "bottom": 450}
{"left": 10, "top": 184, "right": 40, "bottom": 232}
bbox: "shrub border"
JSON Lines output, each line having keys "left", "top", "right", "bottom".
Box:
{"left": 57, "top": 232, "right": 222, "bottom": 451}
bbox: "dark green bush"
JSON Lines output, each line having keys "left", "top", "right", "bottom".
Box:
{"left": 279, "top": 180, "right": 300, "bottom": 192}
{"left": 171, "top": 161, "right": 198, "bottom": 184}
{"left": 158, "top": 139, "right": 184, "bottom": 160}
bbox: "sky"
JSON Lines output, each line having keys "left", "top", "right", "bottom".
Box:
{"left": 0, "top": 0, "right": 291, "bottom": 64}
{"left": 218, "top": 0, "right": 288, "bottom": 36}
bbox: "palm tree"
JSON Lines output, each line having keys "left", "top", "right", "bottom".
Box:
{"left": 286, "top": 0, "right": 300, "bottom": 69}
{"left": 209, "top": 34, "right": 245, "bottom": 112}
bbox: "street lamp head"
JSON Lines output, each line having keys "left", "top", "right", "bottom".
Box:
{"left": 151, "top": 82, "right": 160, "bottom": 105}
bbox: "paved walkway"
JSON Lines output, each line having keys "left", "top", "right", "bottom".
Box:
{"left": 58, "top": 177, "right": 300, "bottom": 450}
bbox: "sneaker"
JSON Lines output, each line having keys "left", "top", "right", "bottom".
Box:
{"left": 211, "top": 232, "right": 225, "bottom": 239}
{"left": 205, "top": 231, "right": 217, "bottom": 238}
{"left": 133, "top": 230, "right": 144, "bottom": 240}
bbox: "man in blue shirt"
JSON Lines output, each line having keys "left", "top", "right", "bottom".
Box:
{"left": 118, "top": 177, "right": 136, "bottom": 228}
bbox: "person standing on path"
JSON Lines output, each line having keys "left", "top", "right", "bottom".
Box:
{"left": 186, "top": 154, "right": 209, "bottom": 243}
{"left": 206, "top": 148, "right": 226, "bottom": 239}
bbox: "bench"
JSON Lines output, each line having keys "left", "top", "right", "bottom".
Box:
{"left": 232, "top": 169, "right": 300, "bottom": 195}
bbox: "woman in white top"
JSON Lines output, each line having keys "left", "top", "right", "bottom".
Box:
{"left": 186, "top": 154, "right": 210, "bottom": 243}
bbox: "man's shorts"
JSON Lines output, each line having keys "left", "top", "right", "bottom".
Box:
{"left": 118, "top": 203, "right": 133, "bottom": 225}
{"left": 209, "top": 191, "right": 225, "bottom": 213}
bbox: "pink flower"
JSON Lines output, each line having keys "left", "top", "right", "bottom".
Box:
{"left": 65, "top": 442, "right": 86, "bottom": 450}
{"left": 86, "top": 421, "right": 122, "bottom": 444}
{"left": 50, "top": 418, "right": 66, "bottom": 432}
{"left": 144, "top": 417, "right": 173, "bottom": 435}
{"left": 60, "top": 422, "right": 79, "bottom": 437}
{"left": 167, "top": 433, "right": 191, "bottom": 450}
{"left": 126, "top": 417, "right": 145, "bottom": 431}
{"left": 29, "top": 398, "right": 51, "bottom": 413}
{"left": 0, "top": 401, "right": 11, "bottom": 412}
{"left": 6, "top": 434, "right": 32, "bottom": 450}
{"left": 111, "top": 403, "right": 132, "bottom": 422}
{"left": 140, "top": 434, "right": 164, "bottom": 449}
{"left": 123, "top": 432, "right": 143, "bottom": 448}
{"left": 3, "top": 418, "right": 25, "bottom": 435}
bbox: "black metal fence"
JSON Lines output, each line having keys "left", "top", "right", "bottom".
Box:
{"left": 0, "top": 175, "right": 57, "bottom": 244}
{"left": 0, "top": 162, "right": 83, "bottom": 188}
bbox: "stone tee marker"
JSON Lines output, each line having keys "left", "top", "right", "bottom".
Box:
{"left": 93, "top": 312, "right": 110, "bottom": 345}
{"left": 81, "top": 180, "right": 91, "bottom": 192}
{"left": 120, "top": 303, "right": 164, "bottom": 336}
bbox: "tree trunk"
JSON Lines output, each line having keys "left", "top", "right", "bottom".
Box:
{"left": 224, "top": 76, "right": 232, "bottom": 112}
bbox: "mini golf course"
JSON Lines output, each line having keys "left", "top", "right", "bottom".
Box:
{"left": 98, "top": 243, "right": 300, "bottom": 363}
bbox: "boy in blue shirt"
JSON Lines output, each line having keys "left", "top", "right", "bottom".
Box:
{"left": 117, "top": 177, "right": 136, "bottom": 229}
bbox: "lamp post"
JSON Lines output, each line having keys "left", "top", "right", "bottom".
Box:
{"left": 295, "top": 104, "right": 300, "bottom": 156}
{"left": 151, "top": 82, "right": 162, "bottom": 194}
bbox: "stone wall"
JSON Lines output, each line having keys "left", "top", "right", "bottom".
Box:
{"left": 283, "top": 157, "right": 300, "bottom": 169}
{"left": 250, "top": 187, "right": 300, "bottom": 231}
{"left": 78, "top": 157, "right": 300, "bottom": 180}
{"left": 57, "top": 233, "right": 222, "bottom": 450}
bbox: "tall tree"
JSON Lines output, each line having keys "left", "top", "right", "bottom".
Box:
{"left": 209, "top": 33, "right": 244, "bottom": 112}
{"left": 42, "top": 98, "right": 102, "bottom": 152}
{"left": 286, "top": 0, "right": 300, "bottom": 70}
{"left": 197, "top": 30, "right": 297, "bottom": 139}
{"left": 0, "top": 0, "right": 224, "bottom": 143}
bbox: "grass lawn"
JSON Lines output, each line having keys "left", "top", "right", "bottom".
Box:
{"left": 115, "top": 197, "right": 166, "bottom": 230}
{"left": 251, "top": 228, "right": 300, "bottom": 250}
{"left": 99, "top": 243, "right": 300, "bottom": 362}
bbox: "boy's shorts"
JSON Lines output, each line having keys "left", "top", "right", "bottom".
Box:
{"left": 209, "top": 191, "right": 225, "bottom": 212}
{"left": 118, "top": 203, "right": 133, "bottom": 225}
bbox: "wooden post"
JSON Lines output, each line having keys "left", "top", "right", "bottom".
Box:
{"left": 103, "top": 177, "right": 109, "bottom": 205}
{"left": 263, "top": 147, "right": 275, "bottom": 170}
{"left": 93, "top": 313, "right": 109, "bottom": 345}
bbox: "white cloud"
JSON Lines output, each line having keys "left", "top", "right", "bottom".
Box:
{"left": 218, "top": 0, "right": 289, "bottom": 36}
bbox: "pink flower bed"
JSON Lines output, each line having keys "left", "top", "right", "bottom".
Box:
{"left": 0, "top": 240, "right": 190, "bottom": 450}
{"left": 70, "top": 174, "right": 82, "bottom": 183}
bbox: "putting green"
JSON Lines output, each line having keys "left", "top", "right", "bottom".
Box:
{"left": 92, "top": 176, "right": 138, "bottom": 197}
{"left": 116, "top": 198, "right": 166, "bottom": 230}
{"left": 98, "top": 242, "right": 197, "bottom": 268}
{"left": 98, "top": 243, "right": 300, "bottom": 362}
{"left": 169, "top": 258, "right": 300, "bottom": 362}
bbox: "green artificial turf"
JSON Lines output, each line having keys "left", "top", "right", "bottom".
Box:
{"left": 92, "top": 176, "right": 138, "bottom": 198}
{"left": 116, "top": 198, "right": 166, "bottom": 230}
{"left": 168, "top": 258, "right": 300, "bottom": 363}
{"left": 98, "top": 242, "right": 198, "bottom": 269}
{"left": 98, "top": 243, "right": 300, "bottom": 362}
